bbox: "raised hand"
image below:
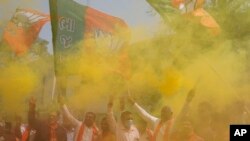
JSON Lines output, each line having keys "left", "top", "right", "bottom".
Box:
{"left": 29, "top": 97, "right": 36, "bottom": 108}
{"left": 127, "top": 89, "right": 135, "bottom": 105}
{"left": 186, "top": 88, "right": 196, "bottom": 103}
{"left": 58, "top": 94, "right": 66, "bottom": 106}
{"left": 108, "top": 95, "right": 114, "bottom": 109}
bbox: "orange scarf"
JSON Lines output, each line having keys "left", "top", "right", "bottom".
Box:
{"left": 21, "top": 127, "right": 30, "bottom": 141}
{"left": 149, "top": 119, "right": 173, "bottom": 141}
{"left": 76, "top": 123, "right": 98, "bottom": 141}
{"left": 146, "top": 128, "right": 153, "bottom": 141}
{"left": 50, "top": 123, "right": 58, "bottom": 141}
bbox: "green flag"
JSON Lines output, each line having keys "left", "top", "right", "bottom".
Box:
{"left": 49, "top": 0, "right": 129, "bottom": 75}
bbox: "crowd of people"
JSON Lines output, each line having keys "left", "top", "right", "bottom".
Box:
{"left": 0, "top": 89, "right": 249, "bottom": 141}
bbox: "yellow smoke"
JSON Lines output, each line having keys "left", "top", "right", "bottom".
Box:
{"left": 0, "top": 3, "right": 249, "bottom": 139}
{"left": 0, "top": 62, "right": 38, "bottom": 115}
{"left": 53, "top": 22, "right": 250, "bottom": 117}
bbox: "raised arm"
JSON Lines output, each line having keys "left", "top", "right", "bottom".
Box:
{"left": 58, "top": 96, "right": 80, "bottom": 127}
{"left": 178, "top": 88, "right": 196, "bottom": 120}
{"left": 107, "top": 97, "right": 117, "bottom": 133}
{"left": 171, "top": 88, "right": 196, "bottom": 133}
{"left": 61, "top": 104, "right": 81, "bottom": 127}
{"left": 128, "top": 94, "right": 158, "bottom": 126}
{"left": 28, "top": 97, "right": 37, "bottom": 127}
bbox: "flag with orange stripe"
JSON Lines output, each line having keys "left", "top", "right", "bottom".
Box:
{"left": 2, "top": 8, "right": 50, "bottom": 55}
{"left": 49, "top": 0, "right": 130, "bottom": 76}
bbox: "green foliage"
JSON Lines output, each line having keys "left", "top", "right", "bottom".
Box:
{"left": 146, "top": 0, "right": 180, "bottom": 23}
{"left": 147, "top": 0, "right": 250, "bottom": 40}
{"left": 209, "top": 0, "right": 250, "bottom": 39}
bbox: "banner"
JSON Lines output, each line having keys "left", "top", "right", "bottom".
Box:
{"left": 2, "top": 8, "right": 50, "bottom": 55}
{"left": 49, "top": 0, "right": 129, "bottom": 58}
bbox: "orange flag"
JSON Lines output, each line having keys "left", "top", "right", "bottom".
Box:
{"left": 192, "top": 8, "right": 220, "bottom": 35}
{"left": 84, "top": 7, "right": 131, "bottom": 79}
{"left": 85, "top": 7, "right": 128, "bottom": 35}
{"left": 2, "top": 8, "right": 50, "bottom": 55}
{"left": 171, "top": 0, "right": 220, "bottom": 35}
{"left": 83, "top": 7, "right": 130, "bottom": 51}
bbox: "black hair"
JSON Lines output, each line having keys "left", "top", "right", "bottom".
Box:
{"left": 86, "top": 112, "right": 96, "bottom": 120}
{"left": 121, "top": 111, "right": 132, "bottom": 120}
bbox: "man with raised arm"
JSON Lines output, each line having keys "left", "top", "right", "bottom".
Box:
{"left": 170, "top": 89, "right": 204, "bottom": 141}
{"left": 97, "top": 116, "right": 115, "bottom": 141}
{"left": 128, "top": 88, "right": 196, "bottom": 141}
{"left": 59, "top": 97, "right": 99, "bottom": 141}
{"left": 128, "top": 96, "right": 174, "bottom": 141}
{"left": 107, "top": 97, "right": 140, "bottom": 141}
{"left": 22, "top": 98, "right": 67, "bottom": 141}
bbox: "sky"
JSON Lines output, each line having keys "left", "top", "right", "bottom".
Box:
{"left": 0, "top": 0, "right": 162, "bottom": 54}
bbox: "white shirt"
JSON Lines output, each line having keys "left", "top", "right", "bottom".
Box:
{"left": 82, "top": 126, "right": 93, "bottom": 141}
{"left": 62, "top": 105, "right": 98, "bottom": 141}
{"left": 133, "top": 103, "right": 173, "bottom": 141}
{"left": 107, "top": 110, "right": 140, "bottom": 141}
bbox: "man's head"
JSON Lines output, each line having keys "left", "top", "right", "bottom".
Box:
{"left": 121, "top": 111, "right": 133, "bottom": 130}
{"left": 4, "top": 122, "right": 12, "bottom": 133}
{"left": 49, "top": 112, "right": 57, "bottom": 124}
{"left": 136, "top": 119, "right": 147, "bottom": 133}
{"left": 198, "top": 101, "right": 213, "bottom": 119}
{"left": 100, "top": 116, "right": 109, "bottom": 132}
{"left": 84, "top": 112, "right": 96, "bottom": 127}
{"left": 161, "top": 106, "right": 173, "bottom": 122}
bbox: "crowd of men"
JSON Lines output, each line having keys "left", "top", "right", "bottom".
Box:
{"left": 0, "top": 88, "right": 249, "bottom": 141}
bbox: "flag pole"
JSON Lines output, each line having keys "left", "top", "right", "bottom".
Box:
{"left": 49, "top": 0, "right": 60, "bottom": 101}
